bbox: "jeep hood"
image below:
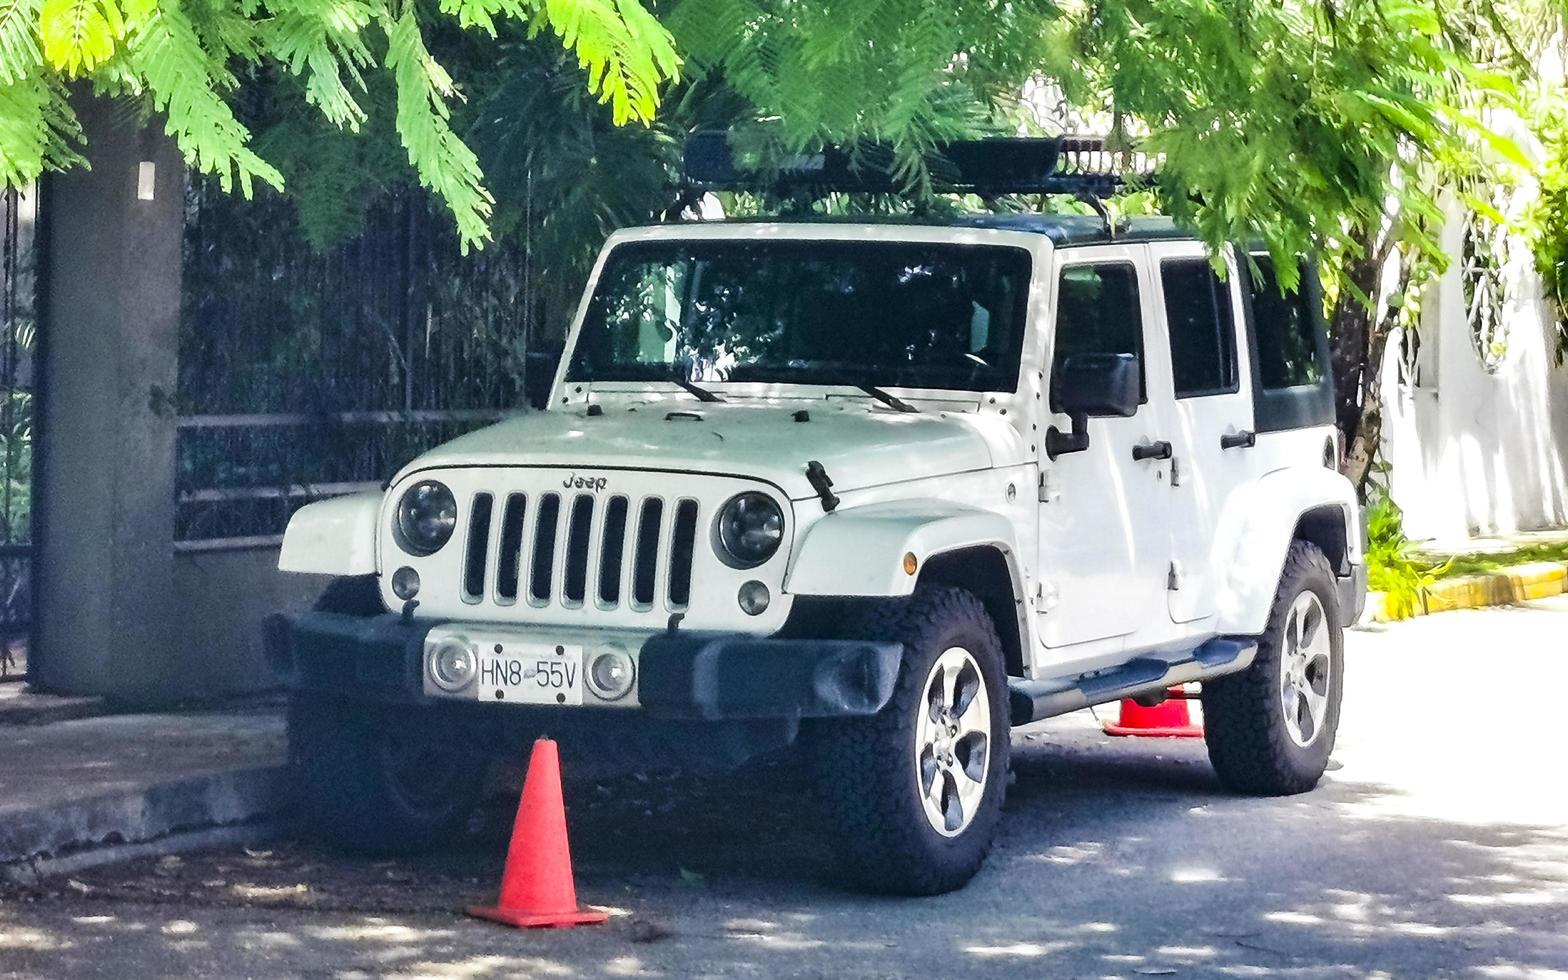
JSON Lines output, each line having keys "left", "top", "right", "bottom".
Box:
{"left": 400, "top": 403, "right": 1022, "bottom": 500}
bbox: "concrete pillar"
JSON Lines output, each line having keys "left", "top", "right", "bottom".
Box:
{"left": 34, "top": 94, "right": 184, "bottom": 702}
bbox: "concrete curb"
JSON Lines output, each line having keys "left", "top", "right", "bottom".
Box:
{"left": 1366, "top": 560, "right": 1568, "bottom": 623}
{"left": 0, "top": 690, "right": 109, "bottom": 726}
{"left": 1, "top": 822, "right": 287, "bottom": 885}
{"left": 0, "top": 765, "right": 287, "bottom": 883}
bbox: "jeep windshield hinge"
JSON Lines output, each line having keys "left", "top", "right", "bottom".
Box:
{"left": 1037, "top": 469, "right": 1062, "bottom": 504}
{"left": 805, "top": 460, "right": 841, "bottom": 513}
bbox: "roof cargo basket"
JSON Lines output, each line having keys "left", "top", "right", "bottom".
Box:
{"left": 682, "top": 132, "right": 1151, "bottom": 198}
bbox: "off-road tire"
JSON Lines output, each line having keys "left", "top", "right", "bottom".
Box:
{"left": 288, "top": 692, "right": 487, "bottom": 855}
{"left": 1202, "top": 540, "right": 1344, "bottom": 795}
{"left": 806, "top": 587, "right": 1010, "bottom": 895}
{"left": 292, "top": 577, "right": 480, "bottom": 854}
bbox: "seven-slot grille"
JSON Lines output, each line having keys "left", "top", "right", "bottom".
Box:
{"left": 460, "top": 491, "right": 700, "bottom": 613}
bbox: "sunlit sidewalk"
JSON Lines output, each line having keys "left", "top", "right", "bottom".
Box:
{"left": 0, "top": 704, "right": 284, "bottom": 882}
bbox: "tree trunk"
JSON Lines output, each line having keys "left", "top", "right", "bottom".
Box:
{"left": 1329, "top": 238, "right": 1381, "bottom": 446}
{"left": 1332, "top": 234, "right": 1417, "bottom": 496}
{"left": 1343, "top": 328, "right": 1390, "bottom": 493}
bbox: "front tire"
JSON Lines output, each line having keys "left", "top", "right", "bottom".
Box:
{"left": 807, "top": 587, "right": 1010, "bottom": 895}
{"left": 1202, "top": 540, "right": 1344, "bottom": 795}
{"left": 290, "top": 577, "right": 482, "bottom": 854}
{"left": 288, "top": 693, "right": 487, "bottom": 855}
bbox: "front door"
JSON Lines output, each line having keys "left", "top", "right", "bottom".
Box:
{"left": 1146, "top": 242, "right": 1255, "bottom": 624}
{"left": 1035, "top": 248, "right": 1175, "bottom": 655}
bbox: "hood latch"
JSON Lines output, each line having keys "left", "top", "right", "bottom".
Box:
{"left": 805, "top": 460, "right": 841, "bottom": 513}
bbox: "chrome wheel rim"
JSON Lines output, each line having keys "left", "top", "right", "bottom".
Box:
{"left": 914, "top": 646, "right": 992, "bottom": 837}
{"left": 1280, "top": 591, "right": 1333, "bottom": 747}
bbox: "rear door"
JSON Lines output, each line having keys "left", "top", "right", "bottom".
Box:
{"left": 1146, "top": 242, "right": 1255, "bottom": 625}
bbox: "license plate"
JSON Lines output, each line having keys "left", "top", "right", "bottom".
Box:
{"left": 476, "top": 644, "right": 585, "bottom": 706}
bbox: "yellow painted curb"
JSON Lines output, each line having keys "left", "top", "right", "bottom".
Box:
{"left": 1370, "top": 561, "right": 1568, "bottom": 623}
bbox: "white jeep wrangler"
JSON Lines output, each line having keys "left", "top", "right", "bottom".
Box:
{"left": 266, "top": 144, "right": 1365, "bottom": 895}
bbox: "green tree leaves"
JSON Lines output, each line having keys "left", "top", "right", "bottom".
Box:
{"left": 1047, "top": 0, "right": 1511, "bottom": 282}
{"left": 0, "top": 0, "right": 1549, "bottom": 262}
{"left": 127, "top": 0, "right": 283, "bottom": 194}
{"left": 39, "top": 0, "right": 121, "bottom": 74}
{"left": 262, "top": 0, "right": 377, "bottom": 130}
{"left": 0, "top": 0, "right": 679, "bottom": 250}
{"left": 384, "top": 9, "right": 491, "bottom": 247}
{"left": 663, "top": 0, "right": 1051, "bottom": 186}
{"left": 0, "top": 0, "right": 44, "bottom": 84}
{"left": 533, "top": 0, "right": 679, "bottom": 125}
{"left": 0, "top": 72, "right": 79, "bottom": 185}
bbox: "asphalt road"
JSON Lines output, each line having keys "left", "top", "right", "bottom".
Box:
{"left": 3, "top": 599, "right": 1566, "bottom": 979}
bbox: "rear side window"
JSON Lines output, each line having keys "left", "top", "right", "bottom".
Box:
{"left": 1160, "top": 259, "right": 1238, "bottom": 397}
{"left": 1250, "top": 256, "right": 1322, "bottom": 389}
{"left": 1052, "top": 263, "right": 1144, "bottom": 411}
{"left": 1243, "top": 253, "right": 1334, "bottom": 433}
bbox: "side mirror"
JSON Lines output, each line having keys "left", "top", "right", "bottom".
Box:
{"left": 1046, "top": 353, "right": 1139, "bottom": 459}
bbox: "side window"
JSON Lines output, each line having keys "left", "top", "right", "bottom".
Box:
{"left": 1160, "top": 259, "right": 1238, "bottom": 397}
{"left": 1051, "top": 263, "right": 1144, "bottom": 412}
{"left": 1250, "top": 256, "right": 1322, "bottom": 389}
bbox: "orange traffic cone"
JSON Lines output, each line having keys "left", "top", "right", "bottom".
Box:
{"left": 468, "top": 738, "right": 609, "bottom": 928}
{"left": 1102, "top": 687, "right": 1204, "bottom": 738}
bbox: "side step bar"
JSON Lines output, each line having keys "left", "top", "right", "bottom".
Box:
{"left": 1006, "top": 637, "right": 1257, "bottom": 727}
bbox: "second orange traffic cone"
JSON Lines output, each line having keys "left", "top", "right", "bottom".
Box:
{"left": 468, "top": 738, "right": 609, "bottom": 929}
{"left": 1102, "top": 687, "right": 1204, "bottom": 738}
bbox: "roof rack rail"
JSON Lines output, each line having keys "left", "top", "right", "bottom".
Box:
{"left": 681, "top": 131, "right": 1152, "bottom": 198}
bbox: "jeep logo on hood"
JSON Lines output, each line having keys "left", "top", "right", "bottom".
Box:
{"left": 563, "top": 472, "right": 609, "bottom": 493}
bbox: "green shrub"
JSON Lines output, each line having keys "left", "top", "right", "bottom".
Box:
{"left": 1365, "top": 492, "right": 1443, "bottom": 621}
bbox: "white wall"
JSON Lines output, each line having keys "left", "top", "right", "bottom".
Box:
{"left": 1381, "top": 212, "right": 1568, "bottom": 541}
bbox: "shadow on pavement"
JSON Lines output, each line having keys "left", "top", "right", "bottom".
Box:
{"left": 1, "top": 724, "right": 1564, "bottom": 978}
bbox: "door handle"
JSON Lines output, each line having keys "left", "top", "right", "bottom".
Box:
{"left": 1131, "top": 440, "right": 1173, "bottom": 462}
{"left": 1220, "top": 430, "right": 1256, "bottom": 450}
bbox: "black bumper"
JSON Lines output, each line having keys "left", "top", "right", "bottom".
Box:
{"left": 1338, "top": 563, "right": 1368, "bottom": 627}
{"left": 262, "top": 611, "right": 903, "bottom": 721}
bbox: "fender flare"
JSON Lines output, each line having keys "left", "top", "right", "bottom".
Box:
{"left": 785, "top": 499, "right": 1027, "bottom": 599}
{"left": 278, "top": 492, "right": 382, "bottom": 576}
{"left": 1213, "top": 466, "right": 1361, "bottom": 636}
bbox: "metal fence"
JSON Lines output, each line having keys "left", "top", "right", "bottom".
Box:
{"left": 1, "top": 186, "right": 36, "bottom": 680}
{"left": 177, "top": 182, "right": 545, "bottom": 549}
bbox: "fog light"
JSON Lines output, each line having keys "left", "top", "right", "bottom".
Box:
{"left": 587, "top": 647, "right": 635, "bottom": 701}
{"left": 392, "top": 566, "right": 421, "bottom": 600}
{"left": 428, "top": 638, "right": 477, "bottom": 692}
{"left": 737, "top": 580, "right": 770, "bottom": 616}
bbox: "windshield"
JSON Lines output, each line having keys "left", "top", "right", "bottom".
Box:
{"left": 567, "top": 239, "right": 1033, "bottom": 393}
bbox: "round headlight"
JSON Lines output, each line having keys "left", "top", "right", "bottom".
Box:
{"left": 395, "top": 480, "right": 457, "bottom": 556}
{"left": 715, "top": 492, "right": 784, "bottom": 568}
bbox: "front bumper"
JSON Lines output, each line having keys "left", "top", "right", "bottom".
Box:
{"left": 262, "top": 611, "right": 902, "bottom": 721}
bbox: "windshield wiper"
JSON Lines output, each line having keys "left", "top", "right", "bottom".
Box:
{"left": 854, "top": 384, "right": 918, "bottom": 413}
{"left": 671, "top": 375, "right": 724, "bottom": 403}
